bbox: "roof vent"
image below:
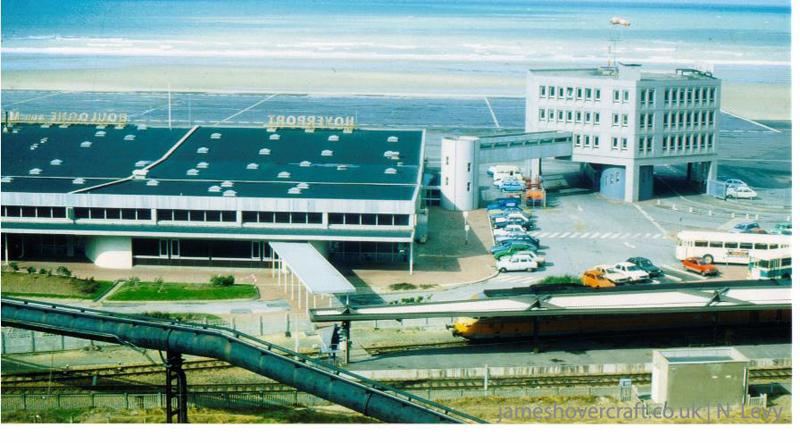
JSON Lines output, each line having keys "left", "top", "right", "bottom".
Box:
{"left": 288, "top": 187, "right": 302, "bottom": 195}
{"left": 96, "top": 125, "right": 107, "bottom": 129}
{"left": 197, "top": 161, "right": 209, "bottom": 169}
{"left": 387, "top": 136, "right": 399, "bottom": 143}
{"left": 223, "top": 190, "right": 237, "bottom": 197}
{"left": 29, "top": 143, "right": 38, "bottom": 150}
{"left": 80, "top": 141, "right": 92, "bottom": 148}
{"left": 304, "top": 128, "right": 314, "bottom": 133}
{"left": 246, "top": 163, "right": 259, "bottom": 170}
{"left": 197, "top": 146, "right": 209, "bottom": 154}
{"left": 210, "top": 132, "right": 222, "bottom": 140}
{"left": 299, "top": 160, "right": 311, "bottom": 167}
{"left": 59, "top": 124, "right": 69, "bottom": 128}
{"left": 297, "top": 182, "right": 310, "bottom": 189}
{"left": 383, "top": 150, "right": 399, "bottom": 158}
{"left": 72, "top": 178, "right": 85, "bottom": 185}
{"left": 278, "top": 171, "right": 291, "bottom": 178}
{"left": 384, "top": 167, "right": 397, "bottom": 175}
{"left": 336, "top": 164, "right": 348, "bottom": 171}
{"left": 28, "top": 168, "right": 42, "bottom": 175}
{"left": 133, "top": 169, "right": 148, "bottom": 179}
{"left": 396, "top": 161, "right": 404, "bottom": 166}
{"left": 40, "top": 137, "right": 48, "bottom": 143}
{"left": 137, "top": 124, "right": 148, "bottom": 130}
{"left": 259, "top": 148, "right": 271, "bottom": 155}
{"left": 134, "top": 160, "right": 151, "bottom": 168}
{"left": 1, "top": 177, "right": 14, "bottom": 183}
{"left": 328, "top": 135, "right": 339, "bottom": 142}
{"left": 40, "top": 124, "right": 51, "bottom": 129}
{"left": 146, "top": 179, "right": 159, "bottom": 186}
{"left": 208, "top": 185, "right": 221, "bottom": 193}
{"left": 321, "top": 149, "right": 333, "bottom": 157}
{"left": 269, "top": 134, "right": 280, "bottom": 140}
{"left": 50, "top": 159, "right": 63, "bottom": 166}
{"left": 221, "top": 180, "right": 234, "bottom": 188}
{"left": 95, "top": 130, "right": 106, "bottom": 137}
{"left": 186, "top": 168, "right": 199, "bottom": 176}
{"left": 124, "top": 134, "right": 136, "bottom": 141}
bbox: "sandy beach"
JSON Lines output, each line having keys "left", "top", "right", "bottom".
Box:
{"left": 1, "top": 65, "right": 791, "bottom": 121}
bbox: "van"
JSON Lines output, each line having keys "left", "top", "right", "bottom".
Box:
{"left": 490, "top": 165, "right": 522, "bottom": 182}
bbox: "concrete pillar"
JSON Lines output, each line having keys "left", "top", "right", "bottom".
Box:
{"left": 624, "top": 164, "right": 640, "bottom": 203}
{"left": 409, "top": 241, "right": 414, "bottom": 275}
{"left": 705, "top": 160, "right": 719, "bottom": 194}
{"left": 529, "top": 158, "right": 542, "bottom": 178}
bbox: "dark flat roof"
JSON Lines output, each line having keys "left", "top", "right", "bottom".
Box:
{"left": 2, "top": 124, "right": 423, "bottom": 201}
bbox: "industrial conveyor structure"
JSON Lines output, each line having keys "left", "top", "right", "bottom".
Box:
{"left": 0, "top": 297, "right": 484, "bottom": 424}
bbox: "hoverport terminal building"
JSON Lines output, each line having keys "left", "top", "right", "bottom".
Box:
{"left": 1, "top": 119, "right": 424, "bottom": 271}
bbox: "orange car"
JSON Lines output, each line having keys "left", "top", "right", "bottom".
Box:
{"left": 581, "top": 269, "right": 616, "bottom": 288}
{"left": 681, "top": 257, "right": 719, "bottom": 276}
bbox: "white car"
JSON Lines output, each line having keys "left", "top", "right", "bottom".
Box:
{"left": 493, "top": 224, "right": 529, "bottom": 237}
{"left": 496, "top": 254, "right": 539, "bottom": 272}
{"left": 727, "top": 186, "right": 757, "bottom": 199}
{"left": 493, "top": 174, "right": 523, "bottom": 188}
{"left": 723, "top": 178, "right": 748, "bottom": 188}
{"left": 594, "top": 265, "right": 631, "bottom": 284}
{"left": 510, "top": 250, "right": 545, "bottom": 263}
{"left": 613, "top": 262, "right": 651, "bottom": 282}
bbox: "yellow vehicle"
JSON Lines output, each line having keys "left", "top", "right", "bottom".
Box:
{"left": 581, "top": 269, "right": 616, "bottom": 288}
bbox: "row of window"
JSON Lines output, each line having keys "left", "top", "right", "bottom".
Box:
{"left": 76, "top": 207, "right": 153, "bottom": 220}
{"left": 156, "top": 209, "right": 237, "bottom": 222}
{"left": 242, "top": 211, "right": 323, "bottom": 224}
{"left": 573, "top": 134, "right": 602, "bottom": 149}
{"left": 2, "top": 206, "right": 67, "bottom": 218}
{"left": 538, "top": 108, "right": 601, "bottom": 125}
{"left": 691, "top": 240, "right": 782, "bottom": 250}
{"left": 660, "top": 134, "right": 715, "bottom": 151}
{"left": 538, "top": 85, "right": 603, "bottom": 101}
{"left": 328, "top": 213, "right": 410, "bottom": 226}
{"left": 663, "top": 111, "right": 715, "bottom": 129}
{"left": 639, "top": 89, "right": 656, "bottom": 106}
{"left": 663, "top": 87, "right": 717, "bottom": 106}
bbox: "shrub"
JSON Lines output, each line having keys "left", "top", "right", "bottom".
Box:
{"left": 55, "top": 266, "right": 72, "bottom": 277}
{"left": 26, "top": 266, "right": 36, "bottom": 274}
{"left": 388, "top": 282, "right": 417, "bottom": 291}
{"left": 127, "top": 276, "right": 141, "bottom": 287}
{"left": 154, "top": 276, "right": 165, "bottom": 293}
{"left": 8, "top": 262, "right": 19, "bottom": 272}
{"left": 78, "top": 277, "right": 100, "bottom": 294}
{"left": 38, "top": 268, "right": 49, "bottom": 275}
{"left": 210, "top": 275, "right": 235, "bottom": 287}
{"left": 539, "top": 274, "right": 582, "bottom": 285}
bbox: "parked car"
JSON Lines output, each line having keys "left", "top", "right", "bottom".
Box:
{"left": 490, "top": 211, "right": 532, "bottom": 224}
{"left": 502, "top": 250, "right": 545, "bottom": 263}
{"left": 493, "top": 224, "right": 529, "bottom": 237}
{"left": 493, "top": 218, "right": 535, "bottom": 230}
{"left": 581, "top": 269, "right": 616, "bottom": 288}
{"left": 769, "top": 222, "right": 792, "bottom": 236}
{"left": 486, "top": 198, "right": 520, "bottom": 211}
{"left": 492, "top": 243, "right": 536, "bottom": 259}
{"left": 498, "top": 179, "right": 526, "bottom": 193}
{"left": 613, "top": 262, "right": 651, "bottom": 282}
{"left": 723, "top": 178, "right": 748, "bottom": 189}
{"left": 495, "top": 232, "right": 538, "bottom": 244}
{"left": 490, "top": 238, "right": 540, "bottom": 254}
{"left": 593, "top": 265, "right": 631, "bottom": 284}
{"left": 496, "top": 254, "right": 539, "bottom": 272}
{"left": 626, "top": 257, "right": 664, "bottom": 277}
{"left": 488, "top": 206, "right": 530, "bottom": 218}
{"left": 729, "top": 222, "right": 761, "bottom": 233}
{"left": 681, "top": 257, "right": 719, "bottom": 276}
{"left": 727, "top": 186, "right": 757, "bottom": 199}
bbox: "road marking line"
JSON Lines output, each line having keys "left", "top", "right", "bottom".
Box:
{"left": 6, "top": 91, "right": 67, "bottom": 106}
{"left": 631, "top": 233, "right": 641, "bottom": 239}
{"left": 633, "top": 203, "right": 669, "bottom": 236}
{"left": 663, "top": 265, "right": 708, "bottom": 280}
{"left": 590, "top": 232, "right": 601, "bottom": 238}
{"left": 213, "top": 94, "right": 278, "bottom": 127}
{"left": 483, "top": 97, "right": 501, "bottom": 129}
{"left": 559, "top": 232, "right": 571, "bottom": 238}
{"left": 580, "top": 233, "right": 591, "bottom": 238}
{"left": 600, "top": 233, "right": 612, "bottom": 239}
{"left": 623, "top": 242, "right": 636, "bottom": 249}
{"left": 569, "top": 232, "right": 581, "bottom": 238}
{"left": 721, "top": 109, "right": 781, "bottom": 133}
{"left": 609, "top": 233, "right": 621, "bottom": 239}
{"left": 620, "top": 233, "right": 631, "bottom": 239}
{"left": 663, "top": 274, "right": 682, "bottom": 282}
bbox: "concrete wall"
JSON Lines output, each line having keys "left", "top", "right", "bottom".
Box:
{"left": 599, "top": 165, "right": 626, "bottom": 200}
{"left": 85, "top": 236, "right": 133, "bottom": 269}
{"left": 440, "top": 136, "right": 479, "bottom": 211}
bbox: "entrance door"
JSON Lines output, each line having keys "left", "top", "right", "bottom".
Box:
{"left": 159, "top": 239, "right": 169, "bottom": 258}
{"left": 170, "top": 240, "right": 180, "bottom": 258}
{"left": 251, "top": 241, "right": 262, "bottom": 261}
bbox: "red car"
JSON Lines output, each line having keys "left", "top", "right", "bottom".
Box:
{"left": 681, "top": 257, "right": 719, "bottom": 276}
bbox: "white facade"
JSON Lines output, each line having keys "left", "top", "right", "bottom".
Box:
{"left": 526, "top": 64, "right": 720, "bottom": 201}
{"left": 440, "top": 136, "right": 479, "bottom": 211}
{"left": 85, "top": 236, "right": 133, "bottom": 269}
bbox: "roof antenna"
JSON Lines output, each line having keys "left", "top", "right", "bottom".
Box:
{"left": 608, "top": 16, "right": 631, "bottom": 67}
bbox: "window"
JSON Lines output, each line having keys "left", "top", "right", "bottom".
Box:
{"left": 593, "top": 112, "right": 600, "bottom": 125}
{"left": 361, "top": 214, "right": 377, "bottom": 225}
{"left": 593, "top": 136, "right": 600, "bottom": 148}
{"left": 394, "top": 215, "right": 410, "bottom": 226}
{"left": 755, "top": 243, "right": 768, "bottom": 250}
{"left": 549, "top": 86, "right": 556, "bottom": 97}
{"left": 622, "top": 114, "right": 629, "bottom": 127}
{"left": 594, "top": 89, "right": 601, "bottom": 100}
{"left": 574, "top": 134, "right": 581, "bottom": 147}
{"left": 612, "top": 137, "right": 619, "bottom": 149}
{"left": 445, "top": 156, "right": 449, "bottom": 166}
{"left": 724, "top": 242, "right": 738, "bottom": 249}
{"left": 576, "top": 112, "right": 582, "bottom": 123}
{"left": 710, "top": 241, "right": 723, "bottom": 248}
{"left": 623, "top": 90, "right": 630, "bottom": 102}
{"left": 557, "top": 110, "right": 564, "bottom": 121}
{"left": 467, "top": 162, "right": 471, "bottom": 172}
{"left": 585, "top": 88, "right": 592, "bottom": 99}
{"left": 583, "top": 135, "right": 590, "bottom": 146}
{"left": 558, "top": 87, "right": 564, "bottom": 98}
{"left": 566, "top": 87, "right": 574, "bottom": 98}
{"left": 243, "top": 211, "right": 258, "bottom": 223}
{"left": 566, "top": 111, "right": 573, "bottom": 122}
{"left": 584, "top": 112, "right": 591, "bottom": 123}
{"left": 308, "top": 213, "right": 323, "bottom": 224}
{"left": 622, "top": 138, "right": 628, "bottom": 150}
{"left": 548, "top": 109, "right": 555, "bottom": 121}
{"left": 329, "top": 213, "right": 344, "bottom": 224}
{"left": 577, "top": 88, "right": 583, "bottom": 99}
{"left": 695, "top": 241, "right": 709, "bottom": 247}
{"left": 539, "top": 109, "right": 546, "bottom": 121}
{"left": 739, "top": 242, "right": 753, "bottom": 250}
{"left": 539, "top": 85, "right": 546, "bottom": 97}
{"left": 613, "top": 90, "right": 621, "bottom": 102}
{"left": 378, "top": 214, "right": 393, "bottom": 225}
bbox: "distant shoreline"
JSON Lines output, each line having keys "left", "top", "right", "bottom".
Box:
{"left": 1, "top": 66, "right": 791, "bottom": 121}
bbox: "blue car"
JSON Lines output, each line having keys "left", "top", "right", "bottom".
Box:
{"left": 487, "top": 198, "right": 520, "bottom": 210}
{"left": 490, "top": 238, "right": 540, "bottom": 254}
{"left": 499, "top": 180, "right": 526, "bottom": 193}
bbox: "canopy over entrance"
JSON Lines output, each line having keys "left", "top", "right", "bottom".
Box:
{"left": 269, "top": 241, "right": 355, "bottom": 295}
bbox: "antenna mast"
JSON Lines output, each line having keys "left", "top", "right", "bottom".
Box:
{"left": 168, "top": 85, "right": 173, "bottom": 130}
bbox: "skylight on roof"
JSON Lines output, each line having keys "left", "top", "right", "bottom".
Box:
{"left": 1, "top": 177, "right": 13, "bottom": 183}
{"left": 297, "top": 182, "right": 310, "bottom": 189}
{"left": 384, "top": 167, "right": 397, "bottom": 175}
{"left": 288, "top": 187, "right": 302, "bottom": 195}
{"left": 134, "top": 160, "right": 151, "bottom": 168}
{"left": 246, "top": 163, "right": 259, "bottom": 170}
{"left": 299, "top": 160, "right": 311, "bottom": 167}
{"left": 137, "top": 124, "right": 148, "bottom": 130}
{"left": 72, "top": 178, "right": 85, "bottom": 185}
{"left": 186, "top": 168, "right": 199, "bottom": 176}
{"left": 328, "top": 135, "right": 339, "bottom": 142}
{"left": 95, "top": 130, "right": 106, "bottom": 137}
{"left": 278, "top": 171, "right": 291, "bottom": 178}
{"left": 40, "top": 137, "right": 48, "bottom": 143}
{"left": 269, "top": 134, "right": 280, "bottom": 140}
{"left": 336, "top": 164, "right": 348, "bottom": 171}
{"left": 321, "top": 149, "right": 333, "bottom": 157}
{"left": 80, "top": 141, "right": 92, "bottom": 148}
{"left": 259, "top": 148, "right": 271, "bottom": 155}
{"left": 387, "top": 136, "right": 399, "bottom": 143}
{"left": 50, "top": 159, "right": 63, "bottom": 166}
{"left": 28, "top": 168, "right": 42, "bottom": 175}
{"left": 197, "top": 147, "right": 209, "bottom": 154}
{"left": 221, "top": 180, "right": 234, "bottom": 188}
{"left": 223, "top": 190, "right": 237, "bottom": 197}
{"left": 124, "top": 134, "right": 136, "bottom": 141}
{"left": 146, "top": 179, "right": 159, "bottom": 186}
{"left": 197, "top": 161, "right": 209, "bottom": 169}
{"left": 208, "top": 185, "right": 221, "bottom": 193}
{"left": 210, "top": 132, "right": 222, "bottom": 139}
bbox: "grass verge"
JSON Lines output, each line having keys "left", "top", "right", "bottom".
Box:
{"left": 108, "top": 282, "right": 257, "bottom": 301}
{"left": 1, "top": 272, "right": 113, "bottom": 300}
